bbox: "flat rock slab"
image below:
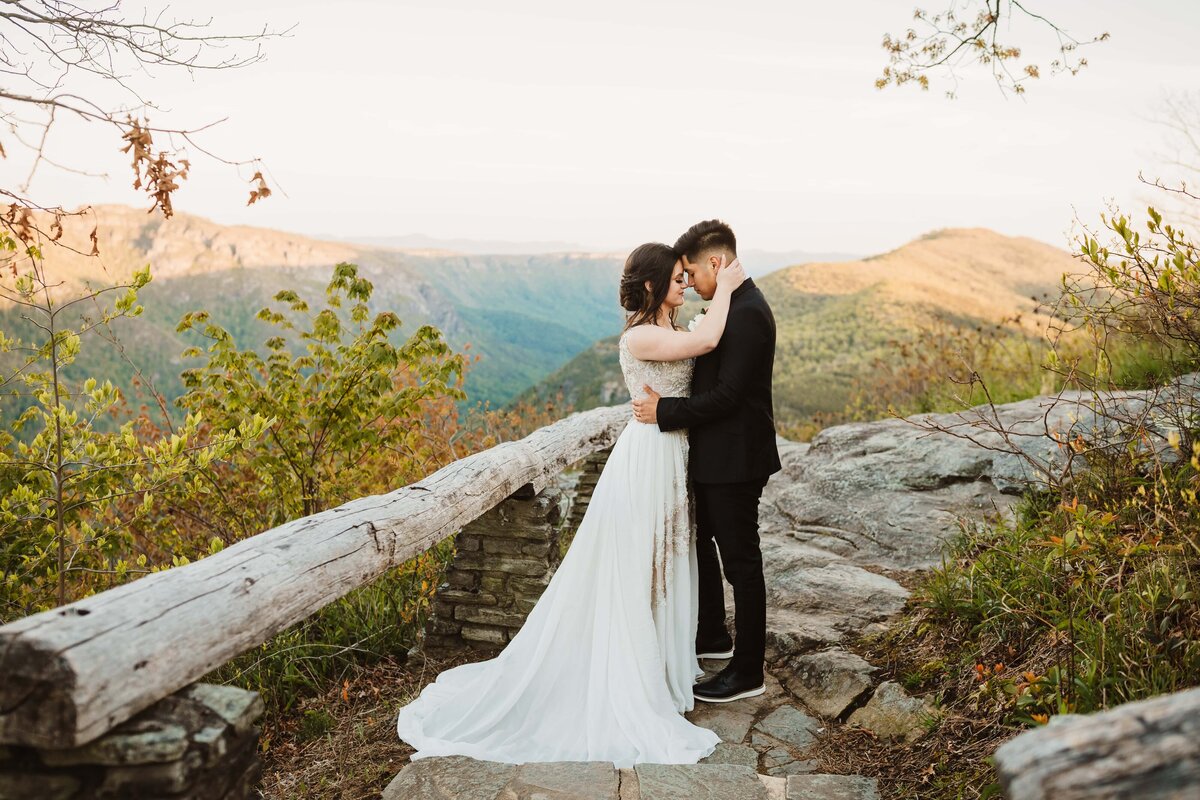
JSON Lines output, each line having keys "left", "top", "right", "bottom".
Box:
{"left": 762, "top": 747, "right": 818, "bottom": 778}
{"left": 751, "top": 732, "right": 784, "bottom": 752}
{"left": 786, "top": 774, "right": 881, "bottom": 800}
{"left": 760, "top": 775, "right": 787, "bottom": 800}
{"left": 781, "top": 649, "right": 876, "bottom": 719}
{"left": 181, "top": 683, "right": 264, "bottom": 736}
{"left": 634, "top": 763, "right": 769, "bottom": 800}
{"left": 685, "top": 705, "right": 756, "bottom": 743}
{"left": 384, "top": 756, "right": 619, "bottom": 800}
{"left": 764, "top": 562, "right": 908, "bottom": 661}
{"left": 734, "top": 670, "right": 790, "bottom": 717}
{"left": 699, "top": 742, "right": 759, "bottom": 769}
{"left": 754, "top": 705, "right": 821, "bottom": 750}
{"left": 619, "top": 768, "right": 639, "bottom": 800}
{"left": 847, "top": 681, "right": 939, "bottom": 743}
{"left": 384, "top": 756, "right": 515, "bottom": 800}
{"left": 38, "top": 721, "right": 190, "bottom": 766}
{"left": 507, "top": 761, "right": 622, "bottom": 799}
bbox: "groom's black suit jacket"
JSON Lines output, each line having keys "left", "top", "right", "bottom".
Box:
{"left": 656, "top": 278, "right": 782, "bottom": 484}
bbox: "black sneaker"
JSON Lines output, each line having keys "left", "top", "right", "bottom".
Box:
{"left": 696, "top": 633, "right": 734, "bottom": 660}
{"left": 693, "top": 666, "right": 765, "bottom": 704}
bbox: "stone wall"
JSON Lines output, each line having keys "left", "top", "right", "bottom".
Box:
{"left": 0, "top": 683, "right": 263, "bottom": 800}
{"left": 424, "top": 449, "right": 611, "bottom": 652}
{"left": 562, "top": 448, "right": 609, "bottom": 554}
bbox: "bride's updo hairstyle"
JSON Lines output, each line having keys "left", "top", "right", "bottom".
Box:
{"left": 620, "top": 242, "right": 679, "bottom": 331}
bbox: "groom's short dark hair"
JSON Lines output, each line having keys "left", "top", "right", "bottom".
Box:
{"left": 674, "top": 219, "right": 737, "bottom": 262}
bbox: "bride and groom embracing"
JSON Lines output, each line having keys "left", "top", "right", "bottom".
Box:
{"left": 396, "top": 219, "right": 781, "bottom": 767}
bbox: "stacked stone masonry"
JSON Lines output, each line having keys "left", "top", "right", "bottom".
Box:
{"left": 425, "top": 449, "right": 611, "bottom": 652}
{"left": 0, "top": 683, "right": 264, "bottom": 800}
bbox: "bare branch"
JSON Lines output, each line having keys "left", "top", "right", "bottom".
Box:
{"left": 0, "top": 1, "right": 287, "bottom": 248}
{"left": 878, "top": 1, "right": 1109, "bottom": 98}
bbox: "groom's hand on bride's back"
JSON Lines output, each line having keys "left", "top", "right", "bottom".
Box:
{"left": 632, "top": 385, "right": 661, "bottom": 424}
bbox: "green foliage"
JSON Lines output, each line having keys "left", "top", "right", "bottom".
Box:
{"left": 1055, "top": 207, "right": 1200, "bottom": 392}
{"left": 175, "top": 262, "right": 467, "bottom": 523}
{"left": 517, "top": 334, "right": 625, "bottom": 411}
{"left": 767, "top": 287, "right": 901, "bottom": 421}
{"left": 454, "top": 306, "right": 598, "bottom": 402}
{"left": 843, "top": 316, "right": 1047, "bottom": 424}
{"left": 412, "top": 252, "right": 624, "bottom": 403}
{"left": 0, "top": 247, "right": 267, "bottom": 618}
{"left": 922, "top": 458, "right": 1200, "bottom": 726}
{"left": 297, "top": 708, "right": 337, "bottom": 742}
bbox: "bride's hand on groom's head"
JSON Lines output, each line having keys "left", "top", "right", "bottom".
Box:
{"left": 716, "top": 256, "right": 746, "bottom": 290}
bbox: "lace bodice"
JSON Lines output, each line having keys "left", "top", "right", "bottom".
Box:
{"left": 617, "top": 329, "right": 696, "bottom": 614}
{"left": 618, "top": 330, "right": 694, "bottom": 401}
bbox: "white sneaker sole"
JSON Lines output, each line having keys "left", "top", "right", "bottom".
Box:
{"left": 697, "top": 650, "right": 734, "bottom": 659}
{"left": 694, "top": 684, "right": 765, "bottom": 704}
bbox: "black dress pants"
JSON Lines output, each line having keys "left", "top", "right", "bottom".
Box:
{"left": 693, "top": 477, "right": 769, "bottom": 681}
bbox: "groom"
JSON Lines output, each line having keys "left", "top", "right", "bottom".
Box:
{"left": 632, "top": 219, "right": 781, "bottom": 703}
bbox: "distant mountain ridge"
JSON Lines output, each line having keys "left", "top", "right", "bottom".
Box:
{"left": 1, "top": 206, "right": 628, "bottom": 411}
{"left": 326, "top": 233, "right": 595, "bottom": 256}
{"left": 522, "top": 227, "right": 1078, "bottom": 425}
{"left": 326, "top": 231, "right": 860, "bottom": 279}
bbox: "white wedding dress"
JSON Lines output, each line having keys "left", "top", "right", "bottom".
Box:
{"left": 395, "top": 330, "right": 720, "bottom": 767}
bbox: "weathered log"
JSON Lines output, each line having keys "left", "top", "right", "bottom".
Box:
{"left": 0, "top": 404, "right": 632, "bottom": 748}
{"left": 994, "top": 686, "right": 1200, "bottom": 799}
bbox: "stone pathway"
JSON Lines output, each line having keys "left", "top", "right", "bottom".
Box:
{"left": 384, "top": 754, "right": 879, "bottom": 800}
{"left": 384, "top": 660, "right": 884, "bottom": 799}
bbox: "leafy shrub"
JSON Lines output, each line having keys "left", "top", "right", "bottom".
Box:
{"left": 923, "top": 460, "right": 1200, "bottom": 726}
{"left": 0, "top": 245, "right": 267, "bottom": 618}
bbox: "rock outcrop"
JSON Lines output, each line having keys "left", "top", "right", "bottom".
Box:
{"left": 388, "top": 378, "right": 1200, "bottom": 799}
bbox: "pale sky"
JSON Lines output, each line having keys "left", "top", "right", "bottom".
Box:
{"left": 9, "top": 1, "right": 1200, "bottom": 255}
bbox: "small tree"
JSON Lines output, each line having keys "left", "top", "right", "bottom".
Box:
{"left": 166, "top": 263, "right": 472, "bottom": 711}
{"left": 0, "top": 235, "right": 268, "bottom": 618}
{"left": 174, "top": 262, "right": 469, "bottom": 530}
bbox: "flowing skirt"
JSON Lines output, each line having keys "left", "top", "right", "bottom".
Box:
{"left": 395, "top": 420, "right": 720, "bottom": 767}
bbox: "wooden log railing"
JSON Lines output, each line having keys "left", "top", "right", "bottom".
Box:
{"left": 0, "top": 403, "right": 632, "bottom": 750}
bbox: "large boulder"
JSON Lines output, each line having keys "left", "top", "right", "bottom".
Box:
{"left": 993, "top": 686, "right": 1200, "bottom": 800}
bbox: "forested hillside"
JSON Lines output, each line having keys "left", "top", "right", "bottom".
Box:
{"left": 0, "top": 206, "right": 627, "bottom": 417}
{"left": 524, "top": 228, "right": 1078, "bottom": 429}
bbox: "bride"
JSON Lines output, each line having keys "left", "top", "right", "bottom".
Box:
{"left": 395, "top": 242, "right": 746, "bottom": 767}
